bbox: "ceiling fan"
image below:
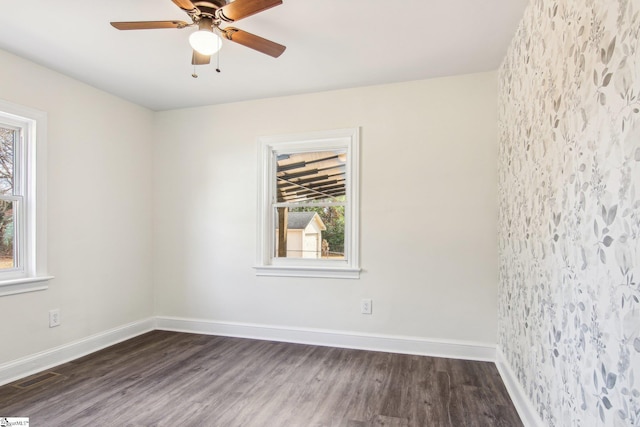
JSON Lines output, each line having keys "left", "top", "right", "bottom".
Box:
{"left": 110, "top": 0, "right": 286, "bottom": 67}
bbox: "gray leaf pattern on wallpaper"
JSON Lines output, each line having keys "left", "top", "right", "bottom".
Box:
{"left": 498, "top": 0, "right": 640, "bottom": 426}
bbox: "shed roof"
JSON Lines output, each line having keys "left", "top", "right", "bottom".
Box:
{"left": 277, "top": 211, "right": 326, "bottom": 230}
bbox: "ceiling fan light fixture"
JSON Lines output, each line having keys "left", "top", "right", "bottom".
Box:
{"left": 189, "top": 29, "right": 222, "bottom": 55}
{"left": 110, "top": 0, "right": 286, "bottom": 65}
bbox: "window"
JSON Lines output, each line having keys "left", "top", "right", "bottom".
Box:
{"left": 256, "top": 128, "right": 360, "bottom": 279}
{"left": 0, "top": 100, "right": 51, "bottom": 296}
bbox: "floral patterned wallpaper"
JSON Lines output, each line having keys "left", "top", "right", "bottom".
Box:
{"left": 498, "top": 0, "right": 640, "bottom": 425}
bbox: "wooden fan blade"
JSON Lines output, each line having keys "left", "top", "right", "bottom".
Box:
{"left": 223, "top": 27, "right": 286, "bottom": 57}
{"left": 111, "top": 21, "right": 189, "bottom": 30}
{"left": 172, "top": 0, "right": 198, "bottom": 12}
{"left": 192, "top": 50, "right": 211, "bottom": 65}
{"left": 217, "top": 0, "right": 282, "bottom": 22}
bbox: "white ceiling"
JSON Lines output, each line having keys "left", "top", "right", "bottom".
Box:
{"left": 0, "top": 0, "right": 528, "bottom": 111}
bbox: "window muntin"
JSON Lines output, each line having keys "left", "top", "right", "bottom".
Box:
{"left": 256, "top": 128, "right": 360, "bottom": 279}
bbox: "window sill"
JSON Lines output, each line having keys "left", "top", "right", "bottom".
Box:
{"left": 255, "top": 265, "right": 360, "bottom": 279}
{"left": 0, "top": 275, "right": 54, "bottom": 297}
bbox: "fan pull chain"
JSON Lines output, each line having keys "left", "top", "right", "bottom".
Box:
{"left": 192, "top": 65, "right": 198, "bottom": 78}
{"left": 216, "top": 49, "right": 221, "bottom": 73}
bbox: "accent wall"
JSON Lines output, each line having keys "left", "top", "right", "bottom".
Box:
{"left": 498, "top": 0, "right": 640, "bottom": 425}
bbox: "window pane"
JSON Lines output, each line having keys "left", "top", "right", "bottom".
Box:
{"left": 0, "top": 199, "right": 15, "bottom": 269}
{"left": 0, "top": 126, "right": 15, "bottom": 196}
{"left": 274, "top": 206, "right": 345, "bottom": 260}
{"left": 276, "top": 150, "right": 346, "bottom": 203}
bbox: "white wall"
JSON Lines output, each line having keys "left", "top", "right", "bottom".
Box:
{"left": 153, "top": 71, "right": 499, "bottom": 345}
{"left": 0, "top": 51, "right": 499, "bottom": 368}
{"left": 0, "top": 49, "right": 154, "bottom": 364}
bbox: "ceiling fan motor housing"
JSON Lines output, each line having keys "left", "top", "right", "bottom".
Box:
{"left": 195, "top": 0, "right": 228, "bottom": 8}
{"left": 194, "top": 1, "right": 228, "bottom": 18}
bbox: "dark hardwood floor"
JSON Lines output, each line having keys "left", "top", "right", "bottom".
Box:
{"left": 0, "top": 331, "right": 523, "bottom": 426}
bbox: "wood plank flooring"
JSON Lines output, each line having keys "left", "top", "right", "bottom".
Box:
{"left": 0, "top": 331, "right": 523, "bottom": 426}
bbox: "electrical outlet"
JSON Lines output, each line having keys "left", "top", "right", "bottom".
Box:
{"left": 49, "top": 309, "right": 60, "bottom": 328}
{"left": 361, "top": 298, "right": 372, "bottom": 315}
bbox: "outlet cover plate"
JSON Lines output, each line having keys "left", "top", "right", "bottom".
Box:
{"left": 361, "top": 299, "right": 372, "bottom": 315}
{"left": 49, "top": 309, "right": 60, "bottom": 328}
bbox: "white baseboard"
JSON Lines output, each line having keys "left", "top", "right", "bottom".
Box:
{"left": 0, "top": 317, "right": 156, "bottom": 386}
{"left": 0, "top": 316, "right": 545, "bottom": 427}
{"left": 495, "top": 347, "right": 544, "bottom": 427}
{"left": 155, "top": 316, "right": 496, "bottom": 362}
{"left": 0, "top": 316, "right": 497, "bottom": 390}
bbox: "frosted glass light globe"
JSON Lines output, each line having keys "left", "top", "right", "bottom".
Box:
{"left": 189, "top": 30, "right": 222, "bottom": 56}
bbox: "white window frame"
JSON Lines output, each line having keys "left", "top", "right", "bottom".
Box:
{"left": 0, "top": 99, "right": 52, "bottom": 296}
{"left": 255, "top": 128, "right": 360, "bottom": 279}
